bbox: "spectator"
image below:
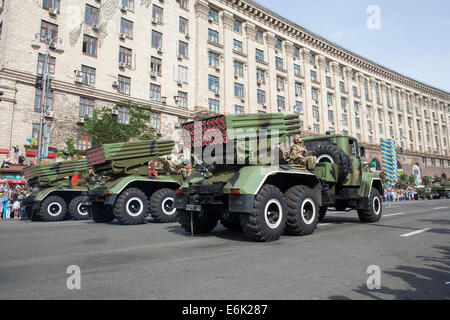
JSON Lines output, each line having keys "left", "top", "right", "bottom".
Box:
{"left": 12, "top": 145, "right": 19, "bottom": 164}
{"left": 12, "top": 191, "right": 20, "bottom": 219}
{"left": 18, "top": 154, "right": 25, "bottom": 165}
{"left": 0, "top": 192, "right": 4, "bottom": 220}
{"left": 1, "top": 154, "right": 12, "bottom": 168}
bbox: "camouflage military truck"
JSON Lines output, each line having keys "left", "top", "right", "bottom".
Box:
{"left": 174, "top": 113, "right": 383, "bottom": 242}
{"left": 416, "top": 186, "right": 432, "bottom": 200}
{"left": 23, "top": 159, "right": 91, "bottom": 221}
{"left": 431, "top": 182, "right": 450, "bottom": 199}
{"left": 83, "top": 140, "right": 183, "bottom": 225}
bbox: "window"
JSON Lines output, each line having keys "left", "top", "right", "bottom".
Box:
{"left": 149, "top": 83, "right": 161, "bottom": 101}
{"left": 118, "top": 75, "right": 130, "bottom": 94}
{"left": 294, "top": 47, "right": 300, "bottom": 58}
{"left": 34, "top": 88, "right": 53, "bottom": 110}
{"left": 177, "top": 65, "right": 188, "bottom": 84}
{"left": 179, "top": 17, "right": 189, "bottom": 34}
{"left": 386, "top": 89, "right": 391, "bottom": 107}
{"left": 152, "top": 5, "right": 163, "bottom": 24}
{"left": 313, "top": 124, "right": 320, "bottom": 133}
{"left": 339, "top": 81, "right": 345, "bottom": 92}
{"left": 209, "top": 8, "right": 219, "bottom": 22}
{"left": 310, "top": 70, "right": 317, "bottom": 81}
{"left": 120, "top": 18, "right": 133, "bottom": 38}
{"left": 233, "top": 39, "right": 242, "bottom": 53}
{"left": 256, "top": 49, "right": 264, "bottom": 61}
{"left": 117, "top": 106, "right": 129, "bottom": 124}
{"left": 277, "top": 96, "right": 285, "bottom": 109}
{"left": 295, "top": 82, "right": 302, "bottom": 95}
{"left": 234, "top": 61, "right": 243, "bottom": 77}
{"left": 375, "top": 83, "right": 381, "bottom": 104}
{"left": 32, "top": 124, "right": 41, "bottom": 146}
{"left": 151, "top": 30, "right": 162, "bottom": 49}
{"left": 256, "top": 30, "right": 263, "bottom": 43}
{"left": 294, "top": 64, "right": 301, "bottom": 77}
{"left": 179, "top": 0, "right": 189, "bottom": 10}
{"left": 234, "top": 83, "right": 244, "bottom": 98}
{"left": 312, "top": 106, "right": 319, "bottom": 119}
{"left": 378, "top": 108, "right": 383, "bottom": 119}
{"left": 235, "top": 105, "right": 244, "bottom": 115}
{"left": 81, "top": 65, "right": 95, "bottom": 86}
{"left": 326, "top": 76, "right": 332, "bottom": 87}
{"left": 208, "top": 75, "right": 219, "bottom": 91}
{"left": 341, "top": 97, "right": 347, "bottom": 109}
{"left": 150, "top": 112, "right": 161, "bottom": 129}
{"left": 40, "top": 21, "right": 58, "bottom": 41}
{"left": 364, "top": 78, "right": 370, "bottom": 100}
{"left": 177, "top": 91, "right": 188, "bottom": 108}
{"left": 367, "top": 120, "right": 372, "bottom": 131}
{"left": 275, "top": 77, "right": 283, "bottom": 91}
{"left": 178, "top": 41, "right": 188, "bottom": 58}
{"left": 151, "top": 56, "right": 162, "bottom": 76}
{"left": 275, "top": 57, "right": 283, "bottom": 69}
{"left": 325, "top": 61, "right": 330, "bottom": 72}
{"left": 310, "top": 54, "right": 316, "bottom": 66}
{"left": 311, "top": 88, "right": 318, "bottom": 101}
{"left": 354, "top": 102, "right": 360, "bottom": 113}
{"left": 328, "top": 110, "right": 334, "bottom": 122}
{"left": 342, "top": 114, "right": 348, "bottom": 126}
{"left": 208, "top": 29, "right": 218, "bottom": 44}
{"left": 37, "top": 53, "right": 55, "bottom": 76}
{"left": 257, "top": 90, "right": 265, "bottom": 104}
{"left": 208, "top": 99, "right": 219, "bottom": 112}
{"left": 43, "top": 0, "right": 60, "bottom": 11}
{"left": 256, "top": 69, "right": 265, "bottom": 83}
{"left": 294, "top": 101, "right": 303, "bottom": 114}
{"left": 327, "top": 93, "right": 333, "bottom": 106}
{"left": 84, "top": 5, "right": 99, "bottom": 25}
{"left": 77, "top": 131, "right": 91, "bottom": 151}
{"left": 378, "top": 123, "right": 383, "bottom": 134}
{"left": 119, "top": 46, "right": 132, "bottom": 67}
{"left": 79, "top": 97, "right": 94, "bottom": 118}
{"left": 352, "top": 86, "right": 358, "bottom": 96}
{"left": 122, "top": 0, "right": 135, "bottom": 10}
{"left": 234, "top": 20, "right": 242, "bottom": 33}
{"left": 83, "top": 35, "right": 98, "bottom": 56}
{"left": 208, "top": 51, "right": 219, "bottom": 68}
{"left": 275, "top": 39, "right": 282, "bottom": 51}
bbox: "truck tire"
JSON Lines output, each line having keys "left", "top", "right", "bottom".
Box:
{"left": 285, "top": 186, "right": 319, "bottom": 236}
{"left": 69, "top": 196, "right": 90, "bottom": 220}
{"left": 91, "top": 203, "right": 115, "bottom": 223}
{"left": 357, "top": 189, "right": 382, "bottom": 223}
{"left": 149, "top": 188, "right": 177, "bottom": 223}
{"left": 318, "top": 207, "right": 327, "bottom": 221}
{"left": 241, "top": 184, "right": 287, "bottom": 242}
{"left": 113, "top": 188, "right": 149, "bottom": 225}
{"left": 313, "top": 144, "right": 352, "bottom": 183}
{"left": 177, "top": 209, "right": 219, "bottom": 234}
{"left": 39, "top": 195, "right": 67, "bottom": 221}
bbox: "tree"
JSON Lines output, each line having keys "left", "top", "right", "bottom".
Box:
{"left": 422, "top": 176, "right": 431, "bottom": 186}
{"left": 56, "top": 138, "right": 83, "bottom": 160}
{"left": 79, "top": 100, "right": 155, "bottom": 146}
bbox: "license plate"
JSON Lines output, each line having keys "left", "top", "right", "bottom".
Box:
{"left": 186, "top": 204, "right": 201, "bottom": 212}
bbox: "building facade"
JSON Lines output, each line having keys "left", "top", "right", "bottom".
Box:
{"left": 0, "top": 0, "right": 449, "bottom": 178}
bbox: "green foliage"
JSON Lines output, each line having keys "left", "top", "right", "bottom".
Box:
{"left": 56, "top": 138, "right": 83, "bottom": 160}
{"left": 379, "top": 171, "right": 387, "bottom": 184}
{"left": 422, "top": 176, "right": 431, "bottom": 186}
{"left": 433, "top": 176, "right": 442, "bottom": 183}
{"left": 79, "top": 100, "right": 155, "bottom": 146}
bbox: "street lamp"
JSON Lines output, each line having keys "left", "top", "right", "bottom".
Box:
{"left": 31, "top": 32, "right": 64, "bottom": 160}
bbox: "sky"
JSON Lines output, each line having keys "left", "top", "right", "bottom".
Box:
{"left": 254, "top": 0, "right": 450, "bottom": 92}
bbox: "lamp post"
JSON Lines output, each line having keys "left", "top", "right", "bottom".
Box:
{"left": 31, "top": 32, "right": 64, "bottom": 160}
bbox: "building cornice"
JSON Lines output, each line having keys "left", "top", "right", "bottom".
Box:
{"left": 217, "top": 0, "right": 450, "bottom": 102}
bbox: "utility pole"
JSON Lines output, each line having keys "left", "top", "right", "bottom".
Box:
{"left": 31, "top": 32, "right": 64, "bottom": 160}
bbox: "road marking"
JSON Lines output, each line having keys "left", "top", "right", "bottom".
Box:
{"left": 400, "top": 228, "right": 432, "bottom": 237}
{"left": 318, "top": 223, "right": 331, "bottom": 226}
{"left": 433, "top": 207, "right": 448, "bottom": 210}
{"left": 384, "top": 212, "right": 406, "bottom": 217}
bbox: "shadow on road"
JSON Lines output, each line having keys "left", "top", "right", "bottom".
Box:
{"left": 329, "top": 245, "right": 450, "bottom": 300}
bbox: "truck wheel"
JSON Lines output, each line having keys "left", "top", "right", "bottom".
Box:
{"left": 285, "top": 186, "right": 319, "bottom": 236}
{"left": 313, "top": 145, "right": 352, "bottom": 183}
{"left": 358, "top": 189, "right": 382, "bottom": 223}
{"left": 69, "top": 196, "right": 90, "bottom": 220}
{"left": 114, "top": 188, "right": 149, "bottom": 225}
{"left": 241, "top": 184, "right": 287, "bottom": 242}
{"left": 177, "top": 209, "right": 219, "bottom": 234}
{"left": 39, "top": 196, "right": 67, "bottom": 221}
{"left": 149, "top": 188, "right": 177, "bottom": 223}
{"left": 91, "top": 204, "right": 115, "bottom": 223}
{"left": 319, "top": 207, "right": 327, "bottom": 221}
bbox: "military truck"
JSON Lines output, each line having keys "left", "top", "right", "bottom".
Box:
{"left": 83, "top": 140, "right": 182, "bottom": 225}
{"left": 431, "top": 182, "right": 450, "bottom": 199}
{"left": 174, "top": 113, "right": 383, "bottom": 242}
{"left": 23, "top": 159, "right": 91, "bottom": 221}
{"left": 416, "top": 186, "right": 432, "bottom": 200}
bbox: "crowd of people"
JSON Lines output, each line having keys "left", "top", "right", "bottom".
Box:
{"left": 0, "top": 183, "right": 29, "bottom": 220}
{"left": 383, "top": 185, "right": 417, "bottom": 202}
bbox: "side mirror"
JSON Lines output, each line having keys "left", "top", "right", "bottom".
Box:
{"left": 360, "top": 146, "right": 366, "bottom": 158}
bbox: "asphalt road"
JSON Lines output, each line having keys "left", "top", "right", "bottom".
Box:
{"left": 0, "top": 199, "right": 449, "bottom": 300}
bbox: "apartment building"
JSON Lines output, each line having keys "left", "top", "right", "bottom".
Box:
{"left": 0, "top": 0, "right": 449, "bottom": 178}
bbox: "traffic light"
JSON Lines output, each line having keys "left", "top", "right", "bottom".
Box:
{"left": 0, "top": 90, "right": 3, "bottom": 102}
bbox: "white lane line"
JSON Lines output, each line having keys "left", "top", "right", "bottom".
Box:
{"left": 400, "top": 228, "right": 432, "bottom": 237}
{"left": 384, "top": 212, "right": 406, "bottom": 217}
{"left": 318, "top": 223, "right": 331, "bottom": 226}
{"left": 434, "top": 207, "right": 448, "bottom": 210}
